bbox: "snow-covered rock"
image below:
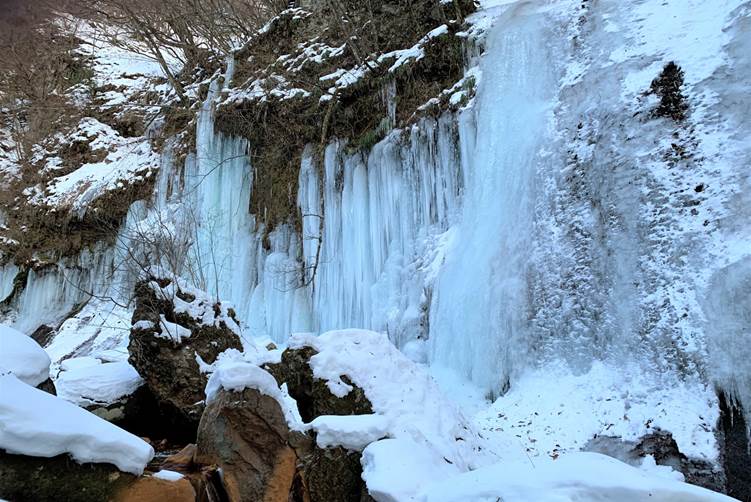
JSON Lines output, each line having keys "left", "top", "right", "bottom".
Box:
{"left": 0, "top": 324, "right": 51, "bottom": 387}
{"left": 288, "top": 330, "right": 484, "bottom": 469}
{"left": 0, "top": 373, "right": 153, "bottom": 475}
{"left": 56, "top": 360, "right": 143, "bottom": 408}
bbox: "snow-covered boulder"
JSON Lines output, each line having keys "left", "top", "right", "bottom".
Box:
{"left": 128, "top": 274, "right": 243, "bottom": 439}
{"left": 0, "top": 373, "right": 154, "bottom": 474}
{"left": 197, "top": 358, "right": 372, "bottom": 502}
{"left": 0, "top": 324, "right": 51, "bottom": 388}
{"left": 196, "top": 367, "right": 300, "bottom": 502}
{"left": 198, "top": 329, "right": 483, "bottom": 501}
{"left": 57, "top": 359, "right": 143, "bottom": 408}
{"left": 55, "top": 358, "right": 155, "bottom": 431}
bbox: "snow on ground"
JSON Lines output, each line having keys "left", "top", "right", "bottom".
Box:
{"left": 474, "top": 361, "right": 719, "bottom": 463}
{"left": 0, "top": 373, "right": 153, "bottom": 474}
{"left": 56, "top": 360, "right": 143, "bottom": 407}
{"left": 0, "top": 324, "right": 50, "bottom": 387}
{"left": 419, "top": 452, "right": 736, "bottom": 502}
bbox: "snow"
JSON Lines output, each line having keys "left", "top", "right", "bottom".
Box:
{"left": 361, "top": 437, "right": 460, "bottom": 502}
{"left": 474, "top": 361, "right": 719, "bottom": 463}
{"left": 419, "top": 452, "right": 736, "bottom": 502}
{"left": 155, "top": 315, "right": 193, "bottom": 344}
{"left": 153, "top": 470, "right": 184, "bottom": 481}
{"left": 307, "top": 414, "right": 390, "bottom": 450}
{"left": 36, "top": 119, "right": 158, "bottom": 217}
{"left": 0, "top": 373, "right": 153, "bottom": 475}
{"left": 289, "top": 330, "right": 483, "bottom": 469}
{"left": 204, "top": 359, "right": 301, "bottom": 427}
{"left": 0, "top": 324, "right": 50, "bottom": 387}
{"left": 56, "top": 360, "right": 143, "bottom": 407}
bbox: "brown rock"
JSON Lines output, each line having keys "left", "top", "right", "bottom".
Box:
{"left": 114, "top": 476, "right": 196, "bottom": 502}
{"left": 196, "top": 386, "right": 294, "bottom": 502}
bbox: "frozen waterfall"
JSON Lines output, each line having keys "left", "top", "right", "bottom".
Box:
{"left": 428, "top": 4, "right": 560, "bottom": 395}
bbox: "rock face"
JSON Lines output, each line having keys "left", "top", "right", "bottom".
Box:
{"left": 128, "top": 276, "right": 243, "bottom": 440}
{"left": 0, "top": 450, "right": 135, "bottom": 502}
{"left": 718, "top": 393, "right": 751, "bottom": 501}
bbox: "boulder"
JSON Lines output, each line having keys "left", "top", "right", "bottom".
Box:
{"left": 128, "top": 275, "right": 242, "bottom": 440}
{"left": 114, "top": 476, "right": 196, "bottom": 502}
{"left": 196, "top": 356, "right": 376, "bottom": 502}
{"left": 265, "top": 346, "right": 372, "bottom": 422}
{"left": 196, "top": 385, "right": 297, "bottom": 502}
{"left": 0, "top": 450, "right": 135, "bottom": 502}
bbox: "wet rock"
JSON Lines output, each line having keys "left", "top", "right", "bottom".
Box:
{"left": 128, "top": 276, "right": 242, "bottom": 441}
{"left": 265, "top": 346, "right": 373, "bottom": 422}
{"left": 159, "top": 444, "right": 229, "bottom": 502}
{"left": 196, "top": 386, "right": 296, "bottom": 502}
{"left": 719, "top": 393, "right": 751, "bottom": 501}
{"left": 35, "top": 377, "right": 57, "bottom": 395}
{"left": 0, "top": 450, "right": 135, "bottom": 502}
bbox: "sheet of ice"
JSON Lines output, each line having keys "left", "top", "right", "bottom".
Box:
{"left": 56, "top": 361, "right": 143, "bottom": 407}
{"left": 0, "top": 324, "right": 50, "bottom": 386}
{"left": 0, "top": 373, "right": 153, "bottom": 474}
{"left": 419, "top": 452, "right": 736, "bottom": 502}
{"left": 428, "top": 0, "right": 560, "bottom": 395}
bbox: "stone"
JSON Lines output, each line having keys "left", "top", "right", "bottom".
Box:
{"left": 128, "top": 276, "right": 242, "bottom": 441}
{"left": 265, "top": 346, "right": 372, "bottom": 422}
{"left": 195, "top": 386, "right": 295, "bottom": 502}
{"left": 0, "top": 450, "right": 134, "bottom": 502}
{"left": 114, "top": 476, "right": 196, "bottom": 502}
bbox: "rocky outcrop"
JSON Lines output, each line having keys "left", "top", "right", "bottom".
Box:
{"left": 128, "top": 275, "right": 243, "bottom": 441}
{"left": 0, "top": 450, "right": 135, "bottom": 502}
{"left": 265, "top": 346, "right": 373, "bottom": 422}
{"left": 585, "top": 431, "right": 725, "bottom": 493}
{"left": 36, "top": 377, "right": 57, "bottom": 395}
